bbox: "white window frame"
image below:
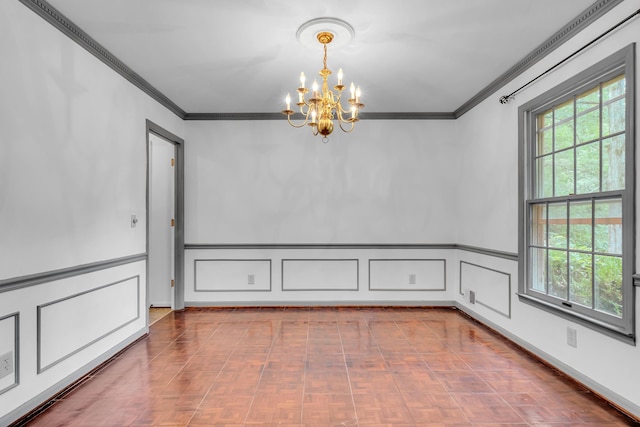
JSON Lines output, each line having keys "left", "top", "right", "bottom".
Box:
{"left": 518, "top": 44, "right": 635, "bottom": 343}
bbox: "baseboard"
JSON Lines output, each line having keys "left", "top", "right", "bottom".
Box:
{"left": 3, "top": 328, "right": 148, "bottom": 427}
{"left": 454, "top": 302, "right": 640, "bottom": 422}
{"left": 184, "top": 300, "right": 457, "bottom": 308}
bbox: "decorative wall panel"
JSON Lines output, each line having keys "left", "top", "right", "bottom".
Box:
{"left": 37, "top": 276, "right": 140, "bottom": 372}
{"left": 282, "top": 259, "right": 359, "bottom": 291}
{"left": 194, "top": 259, "right": 271, "bottom": 292}
{"left": 369, "top": 259, "right": 446, "bottom": 291}
{"left": 0, "top": 313, "right": 19, "bottom": 395}
{"left": 459, "top": 261, "right": 511, "bottom": 318}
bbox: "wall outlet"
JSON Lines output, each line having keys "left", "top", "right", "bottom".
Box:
{"left": 0, "top": 351, "right": 14, "bottom": 379}
{"left": 408, "top": 274, "right": 416, "bottom": 285}
{"left": 567, "top": 327, "right": 577, "bottom": 348}
{"left": 468, "top": 290, "right": 476, "bottom": 304}
{"left": 248, "top": 274, "right": 255, "bottom": 285}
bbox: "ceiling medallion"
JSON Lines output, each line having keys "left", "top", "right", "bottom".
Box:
{"left": 282, "top": 18, "right": 364, "bottom": 143}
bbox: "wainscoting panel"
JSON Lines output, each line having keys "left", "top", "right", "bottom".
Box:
{"left": 282, "top": 259, "right": 359, "bottom": 291}
{"left": 0, "top": 258, "right": 147, "bottom": 426}
{"left": 459, "top": 261, "right": 511, "bottom": 318}
{"left": 183, "top": 246, "right": 463, "bottom": 304}
{"left": 369, "top": 259, "right": 446, "bottom": 291}
{"left": 0, "top": 313, "right": 19, "bottom": 395}
{"left": 37, "top": 276, "right": 140, "bottom": 372}
{"left": 194, "top": 259, "right": 271, "bottom": 292}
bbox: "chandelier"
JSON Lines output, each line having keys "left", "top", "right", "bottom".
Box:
{"left": 282, "top": 26, "right": 364, "bottom": 143}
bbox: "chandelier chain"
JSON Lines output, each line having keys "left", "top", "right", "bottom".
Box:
{"left": 323, "top": 43, "right": 328, "bottom": 70}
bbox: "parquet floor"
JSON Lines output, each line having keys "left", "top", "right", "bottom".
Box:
{"left": 19, "top": 307, "right": 637, "bottom": 426}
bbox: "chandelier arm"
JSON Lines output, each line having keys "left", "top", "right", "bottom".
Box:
{"left": 338, "top": 119, "right": 356, "bottom": 133}
{"left": 335, "top": 101, "right": 356, "bottom": 124}
{"left": 298, "top": 103, "right": 310, "bottom": 116}
{"left": 286, "top": 114, "right": 310, "bottom": 128}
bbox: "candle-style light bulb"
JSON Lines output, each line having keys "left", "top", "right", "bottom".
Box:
{"left": 300, "top": 72, "right": 306, "bottom": 89}
{"left": 337, "top": 68, "right": 343, "bottom": 86}
{"left": 356, "top": 86, "right": 362, "bottom": 103}
{"left": 350, "top": 82, "right": 355, "bottom": 99}
{"left": 312, "top": 80, "right": 318, "bottom": 94}
{"left": 351, "top": 105, "right": 356, "bottom": 119}
{"left": 311, "top": 109, "right": 317, "bottom": 123}
{"left": 285, "top": 93, "right": 291, "bottom": 110}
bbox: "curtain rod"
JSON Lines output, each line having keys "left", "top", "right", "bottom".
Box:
{"left": 499, "top": 8, "right": 640, "bottom": 104}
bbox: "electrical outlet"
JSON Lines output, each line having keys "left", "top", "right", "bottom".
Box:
{"left": 0, "top": 351, "right": 14, "bottom": 380}
{"left": 567, "top": 327, "right": 577, "bottom": 348}
{"left": 468, "top": 290, "right": 476, "bottom": 304}
{"left": 248, "top": 274, "right": 255, "bottom": 285}
{"left": 408, "top": 274, "right": 416, "bottom": 285}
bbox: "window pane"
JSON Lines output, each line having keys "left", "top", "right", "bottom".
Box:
{"left": 555, "top": 99, "right": 574, "bottom": 121}
{"left": 594, "top": 255, "right": 622, "bottom": 317}
{"left": 538, "top": 128, "right": 553, "bottom": 155}
{"left": 569, "top": 200, "right": 592, "bottom": 251}
{"left": 602, "top": 135, "right": 625, "bottom": 191}
{"left": 548, "top": 203, "right": 567, "bottom": 249}
{"left": 537, "top": 111, "right": 553, "bottom": 155}
{"left": 548, "top": 249, "right": 567, "bottom": 299}
{"left": 536, "top": 155, "right": 553, "bottom": 198}
{"left": 576, "top": 88, "right": 600, "bottom": 143}
{"left": 577, "top": 86, "right": 599, "bottom": 113}
{"left": 530, "top": 203, "right": 547, "bottom": 247}
{"left": 602, "top": 98, "right": 625, "bottom": 136}
{"left": 602, "top": 75, "right": 626, "bottom": 139}
{"left": 530, "top": 248, "right": 547, "bottom": 293}
{"left": 594, "top": 199, "right": 622, "bottom": 255}
{"left": 575, "top": 142, "right": 600, "bottom": 194}
{"left": 602, "top": 75, "right": 625, "bottom": 102}
{"left": 554, "top": 100, "right": 574, "bottom": 150}
{"left": 554, "top": 149, "right": 574, "bottom": 196}
{"left": 569, "top": 252, "right": 592, "bottom": 307}
{"left": 555, "top": 119, "right": 574, "bottom": 150}
{"left": 541, "top": 109, "right": 554, "bottom": 128}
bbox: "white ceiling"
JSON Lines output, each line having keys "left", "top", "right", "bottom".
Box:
{"left": 45, "top": 0, "right": 596, "bottom": 115}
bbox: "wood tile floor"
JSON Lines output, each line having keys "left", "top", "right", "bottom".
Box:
{"left": 19, "top": 307, "right": 638, "bottom": 426}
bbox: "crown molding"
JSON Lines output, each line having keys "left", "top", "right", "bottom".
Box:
{"left": 20, "top": 0, "right": 623, "bottom": 121}
{"left": 360, "top": 112, "right": 457, "bottom": 120}
{"left": 19, "top": 0, "right": 187, "bottom": 119}
{"left": 184, "top": 112, "right": 284, "bottom": 121}
{"left": 183, "top": 112, "right": 457, "bottom": 120}
{"left": 454, "top": 0, "right": 624, "bottom": 118}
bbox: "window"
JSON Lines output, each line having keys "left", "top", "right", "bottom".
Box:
{"left": 519, "top": 45, "right": 635, "bottom": 341}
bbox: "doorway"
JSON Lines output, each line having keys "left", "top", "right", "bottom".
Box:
{"left": 146, "top": 120, "right": 184, "bottom": 319}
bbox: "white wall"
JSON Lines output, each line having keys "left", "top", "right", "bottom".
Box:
{"left": 0, "top": 1, "right": 183, "bottom": 424}
{"left": 455, "top": 0, "right": 640, "bottom": 417}
{"left": 0, "top": 2, "right": 183, "bottom": 280}
{"left": 184, "top": 119, "right": 457, "bottom": 244}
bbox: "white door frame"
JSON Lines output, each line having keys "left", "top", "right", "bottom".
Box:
{"left": 146, "top": 120, "right": 185, "bottom": 315}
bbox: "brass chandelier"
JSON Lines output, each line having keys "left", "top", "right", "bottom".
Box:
{"left": 282, "top": 30, "right": 364, "bottom": 143}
